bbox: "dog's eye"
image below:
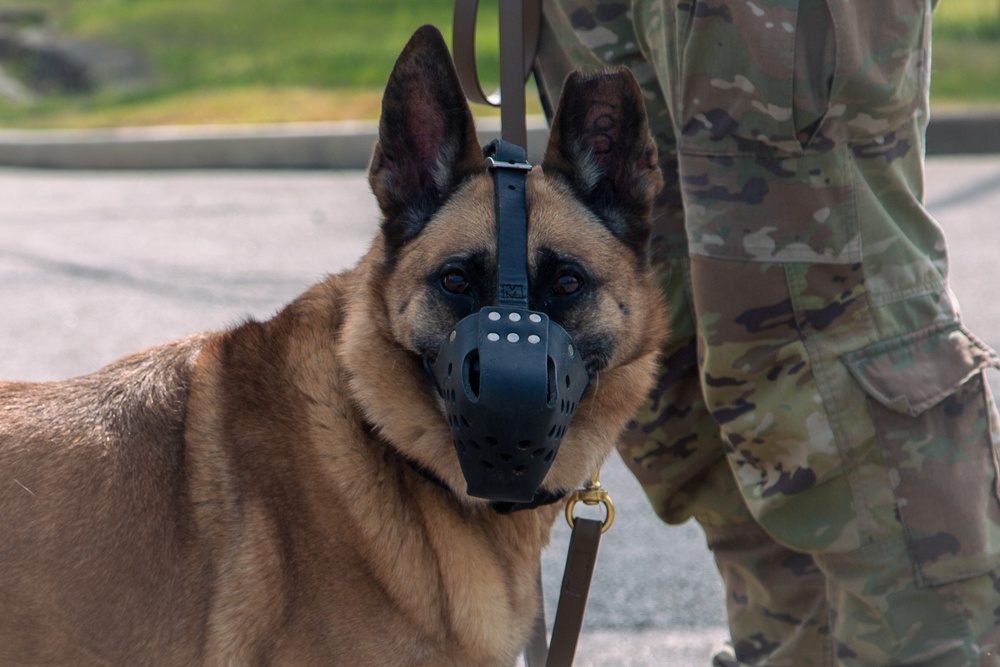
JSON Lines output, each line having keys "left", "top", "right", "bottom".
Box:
{"left": 441, "top": 271, "right": 470, "bottom": 295}
{"left": 552, "top": 272, "right": 582, "bottom": 296}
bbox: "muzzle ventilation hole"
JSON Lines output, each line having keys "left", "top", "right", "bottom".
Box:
{"left": 464, "top": 351, "right": 481, "bottom": 399}
{"left": 547, "top": 424, "right": 566, "bottom": 439}
{"left": 547, "top": 357, "right": 557, "bottom": 405}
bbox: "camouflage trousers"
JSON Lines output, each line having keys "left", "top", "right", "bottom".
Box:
{"left": 535, "top": 1, "right": 1000, "bottom": 664}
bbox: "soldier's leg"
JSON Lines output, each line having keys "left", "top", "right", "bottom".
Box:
{"left": 536, "top": 4, "right": 834, "bottom": 664}
{"left": 706, "top": 517, "right": 832, "bottom": 667}
{"left": 540, "top": 1, "right": 998, "bottom": 664}
{"left": 658, "top": 0, "right": 1000, "bottom": 662}
{"left": 630, "top": 258, "right": 834, "bottom": 665}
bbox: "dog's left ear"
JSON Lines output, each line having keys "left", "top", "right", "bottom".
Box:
{"left": 369, "top": 25, "right": 485, "bottom": 254}
{"left": 542, "top": 68, "right": 663, "bottom": 257}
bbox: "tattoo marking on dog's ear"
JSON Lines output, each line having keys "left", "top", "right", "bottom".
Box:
{"left": 579, "top": 98, "right": 619, "bottom": 186}
{"left": 368, "top": 25, "right": 485, "bottom": 257}
{"left": 542, "top": 68, "right": 664, "bottom": 261}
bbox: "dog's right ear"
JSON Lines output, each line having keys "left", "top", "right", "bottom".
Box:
{"left": 368, "top": 25, "right": 485, "bottom": 255}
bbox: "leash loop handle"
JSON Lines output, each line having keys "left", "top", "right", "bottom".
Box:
{"left": 452, "top": 0, "right": 539, "bottom": 106}
{"left": 453, "top": 0, "right": 540, "bottom": 147}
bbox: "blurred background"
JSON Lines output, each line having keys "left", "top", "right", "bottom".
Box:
{"left": 0, "top": 0, "right": 507, "bottom": 127}
{"left": 2, "top": 3, "right": 1000, "bottom": 665}
{"left": 0, "top": 0, "right": 997, "bottom": 130}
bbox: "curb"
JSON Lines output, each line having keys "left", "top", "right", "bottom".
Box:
{"left": 0, "top": 116, "right": 552, "bottom": 170}
{"left": 0, "top": 112, "right": 995, "bottom": 170}
{"left": 0, "top": 121, "right": 383, "bottom": 170}
{"left": 924, "top": 112, "right": 1000, "bottom": 156}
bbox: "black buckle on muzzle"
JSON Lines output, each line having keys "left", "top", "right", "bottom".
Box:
{"left": 426, "top": 140, "right": 590, "bottom": 504}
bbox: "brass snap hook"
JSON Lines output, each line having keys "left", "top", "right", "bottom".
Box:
{"left": 565, "top": 469, "right": 615, "bottom": 534}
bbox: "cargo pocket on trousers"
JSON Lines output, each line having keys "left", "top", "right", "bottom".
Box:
{"left": 843, "top": 325, "right": 1000, "bottom": 586}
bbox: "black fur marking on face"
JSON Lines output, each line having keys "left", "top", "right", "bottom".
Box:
{"left": 379, "top": 187, "right": 458, "bottom": 261}
{"left": 529, "top": 247, "right": 618, "bottom": 375}
{"left": 530, "top": 247, "right": 598, "bottom": 323}
{"left": 426, "top": 250, "right": 496, "bottom": 321}
{"left": 573, "top": 332, "right": 616, "bottom": 376}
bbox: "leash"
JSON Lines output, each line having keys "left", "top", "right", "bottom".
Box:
{"left": 452, "top": 4, "right": 610, "bottom": 664}
{"left": 542, "top": 474, "right": 615, "bottom": 667}
{"left": 452, "top": 0, "right": 539, "bottom": 147}
{"left": 522, "top": 474, "right": 614, "bottom": 667}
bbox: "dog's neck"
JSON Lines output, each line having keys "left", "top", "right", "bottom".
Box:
{"left": 390, "top": 441, "right": 567, "bottom": 514}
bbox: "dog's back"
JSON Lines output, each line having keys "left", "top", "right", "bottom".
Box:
{"left": 0, "top": 335, "right": 211, "bottom": 663}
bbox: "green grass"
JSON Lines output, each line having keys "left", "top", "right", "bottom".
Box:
{"left": 931, "top": 0, "right": 1000, "bottom": 107}
{"left": 0, "top": 0, "right": 997, "bottom": 128}
{"left": 27, "top": 0, "right": 501, "bottom": 89}
{"left": 934, "top": 0, "right": 1000, "bottom": 40}
{"left": 0, "top": 0, "right": 504, "bottom": 126}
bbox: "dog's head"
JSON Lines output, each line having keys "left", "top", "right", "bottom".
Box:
{"left": 343, "top": 25, "right": 667, "bottom": 508}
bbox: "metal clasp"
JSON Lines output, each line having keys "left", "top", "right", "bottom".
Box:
{"left": 565, "top": 469, "right": 615, "bottom": 534}
{"left": 485, "top": 155, "right": 533, "bottom": 172}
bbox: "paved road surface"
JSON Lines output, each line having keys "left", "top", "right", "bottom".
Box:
{"left": 2, "top": 155, "right": 1000, "bottom": 665}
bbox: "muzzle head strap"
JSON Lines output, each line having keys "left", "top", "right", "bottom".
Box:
{"left": 486, "top": 139, "right": 531, "bottom": 308}
{"left": 426, "top": 140, "right": 590, "bottom": 504}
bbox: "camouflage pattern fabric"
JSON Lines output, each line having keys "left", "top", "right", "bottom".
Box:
{"left": 534, "top": 1, "right": 1000, "bottom": 664}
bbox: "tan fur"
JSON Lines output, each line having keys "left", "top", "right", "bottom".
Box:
{"left": 0, "top": 26, "right": 667, "bottom": 667}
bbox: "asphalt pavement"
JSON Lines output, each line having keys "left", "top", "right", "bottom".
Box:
{"left": 2, "top": 154, "right": 1000, "bottom": 666}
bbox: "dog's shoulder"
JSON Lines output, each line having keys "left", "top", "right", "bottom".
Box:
{"left": 200, "top": 270, "right": 356, "bottom": 390}
{"left": 182, "top": 270, "right": 363, "bottom": 480}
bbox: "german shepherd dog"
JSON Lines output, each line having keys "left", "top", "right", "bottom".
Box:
{"left": 0, "top": 26, "right": 666, "bottom": 666}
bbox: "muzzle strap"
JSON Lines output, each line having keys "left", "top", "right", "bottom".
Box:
{"left": 391, "top": 443, "right": 565, "bottom": 514}
{"left": 485, "top": 139, "right": 532, "bottom": 308}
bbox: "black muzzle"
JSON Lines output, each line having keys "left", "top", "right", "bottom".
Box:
{"left": 426, "top": 140, "right": 590, "bottom": 503}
